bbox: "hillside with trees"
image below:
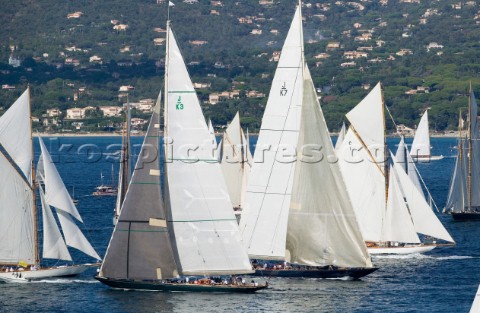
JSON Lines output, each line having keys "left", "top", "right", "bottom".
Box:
{"left": 1, "top": 0, "right": 480, "bottom": 132}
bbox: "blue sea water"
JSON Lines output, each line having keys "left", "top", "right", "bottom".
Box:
{"left": 0, "top": 136, "right": 478, "bottom": 313}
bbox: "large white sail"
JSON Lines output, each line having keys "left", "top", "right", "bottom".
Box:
{"left": 0, "top": 90, "right": 35, "bottom": 265}
{"left": 239, "top": 6, "right": 304, "bottom": 260}
{"left": 39, "top": 185, "right": 72, "bottom": 261}
{"left": 240, "top": 128, "right": 252, "bottom": 208}
{"left": 338, "top": 129, "right": 386, "bottom": 242}
{"left": 410, "top": 110, "right": 431, "bottom": 158}
{"left": 346, "top": 82, "right": 386, "bottom": 166}
{"left": 286, "top": 65, "right": 372, "bottom": 268}
{"left": 0, "top": 152, "right": 35, "bottom": 265}
{"left": 56, "top": 210, "right": 101, "bottom": 260}
{"left": 0, "top": 88, "right": 32, "bottom": 181}
{"left": 382, "top": 166, "right": 421, "bottom": 244}
{"left": 38, "top": 137, "right": 83, "bottom": 222}
{"left": 165, "top": 25, "right": 252, "bottom": 275}
{"left": 393, "top": 160, "right": 454, "bottom": 243}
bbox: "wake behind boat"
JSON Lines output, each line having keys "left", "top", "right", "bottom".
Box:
{"left": 0, "top": 88, "right": 101, "bottom": 282}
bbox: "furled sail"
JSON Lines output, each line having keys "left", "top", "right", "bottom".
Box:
{"left": 286, "top": 65, "right": 372, "bottom": 268}
{"left": 100, "top": 95, "right": 178, "bottom": 280}
{"left": 410, "top": 110, "right": 431, "bottom": 158}
{"left": 0, "top": 88, "right": 32, "bottom": 181}
{"left": 38, "top": 137, "right": 83, "bottom": 222}
{"left": 39, "top": 184, "right": 72, "bottom": 261}
{"left": 239, "top": 6, "right": 304, "bottom": 260}
{"left": 165, "top": 25, "right": 252, "bottom": 275}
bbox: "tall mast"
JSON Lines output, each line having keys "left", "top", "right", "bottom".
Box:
{"left": 28, "top": 85, "right": 39, "bottom": 265}
{"left": 163, "top": 17, "right": 171, "bottom": 206}
{"left": 381, "top": 82, "right": 389, "bottom": 206}
{"left": 468, "top": 82, "right": 473, "bottom": 210}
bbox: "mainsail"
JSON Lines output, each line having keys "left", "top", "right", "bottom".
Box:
{"left": 239, "top": 5, "right": 304, "bottom": 260}
{"left": 101, "top": 94, "right": 178, "bottom": 280}
{"left": 0, "top": 88, "right": 36, "bottom": 265}
{"left": 286, "top": 65, "right": 371, "bottom": 268}
{"left": 164, "top": 24, "right": 252, "bottom": 275}
{"left": 410, "top": 110, "right": 431, "bottom": 158}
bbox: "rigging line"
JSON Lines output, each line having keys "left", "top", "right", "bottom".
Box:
{"left": 384, "top": 104, "right": 398, "bottom": 131}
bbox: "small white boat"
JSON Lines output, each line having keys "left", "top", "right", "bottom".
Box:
{"left": 410, "top": 110, "right": 443, "bottom": 161}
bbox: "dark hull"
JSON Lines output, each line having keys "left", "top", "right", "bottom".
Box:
{"left": 452, "top": 212, "right": 480, "bottom": 221}
{"left": 95, "top": 276, "right": 267, "bottom": 293}
{"left": 251, "top": 267, "right": 378, "bottom": 280}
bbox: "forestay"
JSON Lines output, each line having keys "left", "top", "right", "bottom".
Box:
{"left": 286, "top": 65, "right": 372, "bottom": 268}
{"left": 239, "top": 6, "right": 304, "bottom": 260}
{"left": 165, "top": 26, "right": 252, "bottom": 275}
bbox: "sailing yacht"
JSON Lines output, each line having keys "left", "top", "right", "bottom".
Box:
{"left": 95, "top": 20, "right": 266, "bottom": 292}
{"left": 410, "top": 109, "right": 443, "bottom": 161}
{"left": 92, "top": 165, "right": 117, "bottom": 196}
{"left": 337, "top": 83, "right": 455, "bottom": 254}
{"left": 445, "top": 86, "right": 480, "bottom": 220}
{"left": 113, "top": 100, "right": 132, "bottom": 225}
{"left": 239, "top": 3, "right": 376, "bottom": 279}
{"left": 221, "top": 112, "right": 253, "bottom": 221}
{"left": 0, "top": 88, "right": 101, "bottom": 282}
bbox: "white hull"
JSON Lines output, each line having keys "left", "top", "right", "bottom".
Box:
{"left": 412, "top": 155, "right": 444, "bottom": 162}
{"left": 0, "top": 263, "right": 98, "bottom": 282}
{"left": 368, "top": 245, "right": 436, "bottom": 255}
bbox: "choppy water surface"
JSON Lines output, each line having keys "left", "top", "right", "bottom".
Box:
{"left": 0, "top": 136, "right": 478, "bottom": 313}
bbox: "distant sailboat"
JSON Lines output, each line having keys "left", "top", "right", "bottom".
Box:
{"left": 0, "top": 88, "right": 100, "bottom": 282}
{"left": 221, "top": 112, "right": 252, "bottom": 220}
{"left": 96, "top": 20, "right": 266, "bottom": 292}
{"left": 113, "top": 100, "right": 132, "bottom": 225}
{"left": 239, "top": 3, "right": 376, "bottom": 279}
{"left": 410, "top": 110, "right": 443, "bottom": 161}
{"left": 338, "top": 83, "right": 455, "bottom": 254}
{"left": 92, "top": 165, "right": 117, "bottom": 196}
{"left": 445, "top": 86, "right": 480, "bottom": 220}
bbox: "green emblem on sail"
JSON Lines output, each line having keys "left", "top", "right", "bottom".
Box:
{"left": 176, "top": 96, "right": 184, "bottom": 110}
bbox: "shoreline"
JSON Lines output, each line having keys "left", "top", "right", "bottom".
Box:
{"left": 35, "top": 132, "right": 460, "bottom": 138}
